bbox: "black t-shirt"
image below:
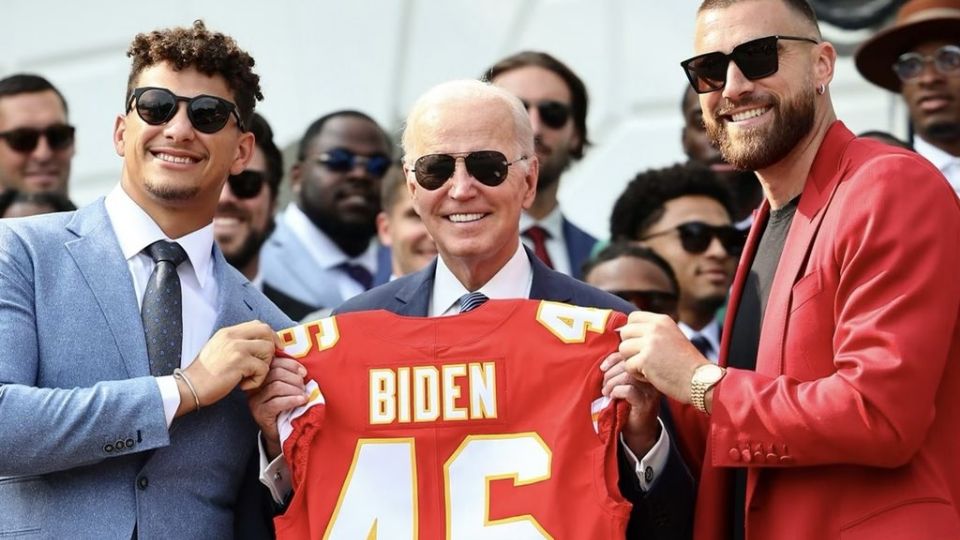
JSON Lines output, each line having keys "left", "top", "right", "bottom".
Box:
{"left": 726, "top": 197, "right": 799, "bottom": 540}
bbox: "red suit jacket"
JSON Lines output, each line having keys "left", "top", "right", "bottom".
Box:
{"left": 678, "top": 122, "right": 960, "bottom": 540}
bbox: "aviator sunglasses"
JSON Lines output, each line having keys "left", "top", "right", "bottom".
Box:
{"left": 893, "top": 45, "right": 960, "bottom": 82}
{"left": 520, "top": 99, "right": 572, "bottom": 129}
{"left": 127, "top": 87, "right": 246, "bottom": 133}
{"left": 226, "top": 170, "right": 266, "bottom": 199}
{"left": 413, "top": 151, "right": 527, "bottom": 190}
{"left": 681, "top": 35, "right": 819, "bottom": 94}
{"left": 0, "top": 124, "right": 75, "bottom": 153}
{"left": 316, "top": 147, "right": 392, "bottom": 178}
{"left": 641, "top": 221, "right": 746, "bottom": 256}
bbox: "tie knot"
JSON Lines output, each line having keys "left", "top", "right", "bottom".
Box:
{"left": 523, "top": 225, "right": 551, "bottom": 242}
{"left": 145, "top": 240, "right": 188, "bottom": 266}
{"left": 458, "top": 291, "right": 489, "bottom": 313}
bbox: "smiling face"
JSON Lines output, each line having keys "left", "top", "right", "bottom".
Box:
{"left": 0, "top": 89, "right": 73, "bottom": 195}
{"left": 214, "top": 145, "right": 275, "bottom": 277}
{"left": 114, "top": 61, "right": 253, "bottom": 235}
{"left": 404, "top": 93, "right": 537, "bottom": 287}
{"left": 695, "top": 0, "right": 823, "bottom": 171}
{"left": 901, "top": 40, "right": 960, "bottom": 144}
{"left": 377, "top": 182, "right": 438, "bottom": 277}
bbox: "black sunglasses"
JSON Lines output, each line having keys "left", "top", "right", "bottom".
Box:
{"left": 226, "top": 170, "right": 266, "bottom": 199}
{"left": 641, "top": 221, "right": 746, "bottom": 256}
{"left": 316, "top": 148, "right": 391, "bottom": 178}
{"left": 611, "top": 290, "right": 679, "bottom": 315}
{"left": 0, "top": 124, "right": 75, "bottom": 154}
{"left": 126, "top": 87, "right": 245, "bottom": 134}
{"left": 681, "top": 35, "right": 819, "bottom": 94}
{"left": 520, "top": 99, "right": 572, "bottom": 129}
{"left": 893, "top": 45, "right": 960, "bottom": 82}
{"left": 413, "top": 151, "right": 527, "bottom": 191}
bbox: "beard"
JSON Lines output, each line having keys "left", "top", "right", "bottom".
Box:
{"left": 534, "top": 136, "right": 571, "bottom": 194}
{"left": 306, "top": 206, "right": 377, "bottom": 246}
{"left": 924, "top": 121, "right": 960, "bottom": 143}
{"left": 143, "top": 178, "right": 201, "bottom": 202}
{"left": 223, "top": 219, "right": 274, "bottom": 272}
{"left": 705, "top": 85, "right": 816, "bottom": 171}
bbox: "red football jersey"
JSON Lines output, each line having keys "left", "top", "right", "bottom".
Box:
{"left": 274, "top": 299, "right": 631, "bottom": 539}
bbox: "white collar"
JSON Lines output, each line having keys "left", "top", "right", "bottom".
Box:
{"left": 914, "top": 136, "right": 959, "bottom": 173}
{"left": 431, "top": 242, "right": 533, "bottom": 316}
{"left": 678, "top": 319, "right": 721, "bottom": 353}
{"left": 283, "top": 203, "right": 378, "bottom": 272}
{"left": 519, "top": 205, "right": 564, "bottom": 239}
{"left": 104, "top": 184, "right": 213, "bottom": 288}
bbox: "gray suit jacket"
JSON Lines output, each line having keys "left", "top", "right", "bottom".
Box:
{"left": 0, "top": 200, "right": 292, "bottom": 539}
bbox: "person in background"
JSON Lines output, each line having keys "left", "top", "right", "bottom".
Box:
{"left": 0, "top": 189, "right": 76, "bottom": 218}
{"left": 583, "top": 241, "right": 680, "bottom": 321}
{"left": 0, "top": 74, "right": 75, "bottom": 198}
{"left": 855, "top": 0, "right": 960, "bottom": 195}
{"left": 486, "top": 51, "right": 598, "bottom": 278}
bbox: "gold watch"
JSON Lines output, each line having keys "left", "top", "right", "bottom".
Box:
{"left": 690, "top": 363, "right": 726, "bottom": 414}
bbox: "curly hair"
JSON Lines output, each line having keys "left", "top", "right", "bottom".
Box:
{"left": 609, "top": 163, "right": 734, "bottom": 241}
{"left": 125, "top": 20, "right": 262, "bottom": 130}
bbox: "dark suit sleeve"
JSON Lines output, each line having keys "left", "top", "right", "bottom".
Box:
{"left": 233, "top": 445, "right": 277, "bottom": 539}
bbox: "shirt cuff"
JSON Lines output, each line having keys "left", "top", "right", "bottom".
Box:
{"left": 620, "top": 417, "right": 670, "bottom": 491}
{"left": 156, "top": 375, "right": 181, "bottom": 428}
{"left": 258, "top": 432, "right": 292, "bottom": 504}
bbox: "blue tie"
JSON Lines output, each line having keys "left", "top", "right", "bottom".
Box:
{"left": 458, "top": 292, "right": 489, "bottom": 313}
{"left": 340, "top": 262, "right": 374, "bottom": 290}
{"left": 141, "top": 241, "right": 188, "bottom": 377}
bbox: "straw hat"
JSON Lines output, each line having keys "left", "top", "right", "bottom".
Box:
{"left": 854, "top": 0, "right": 960, "bottom": 93}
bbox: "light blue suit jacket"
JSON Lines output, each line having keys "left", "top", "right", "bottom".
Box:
{"left": 0, "top": 200, "right": 292, "bottom": 539}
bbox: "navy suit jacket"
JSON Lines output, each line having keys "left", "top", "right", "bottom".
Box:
{"left": 336, "top": 248, "right": 694, "bottom": 539}
{"left": 0, "top": 200, "right": 293, "bottom": 539}
{"left": 562, "top": 215, "right": 599, "bottom": 280}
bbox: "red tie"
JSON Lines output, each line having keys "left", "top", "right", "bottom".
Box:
{"left": 523, "top": 226, "right": 555, "bottom": 269}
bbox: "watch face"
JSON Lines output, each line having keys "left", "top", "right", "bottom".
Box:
{"left": 695, "top": 363, "right": 725, "bottom": 384}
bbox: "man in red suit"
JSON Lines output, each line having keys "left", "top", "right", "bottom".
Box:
{"left": 616, "top": 0, "right": 960, "bottom": 538}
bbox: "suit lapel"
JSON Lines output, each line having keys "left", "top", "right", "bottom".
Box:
{"left": 64, "top": 200, "right": 148, "bottom": 378}
{"left": 528, "top": 247, "right": 573, "bottom": 302}
{"left": 755, "top": 123, "right": 852, "bottom": 376}
{"left": 211, "top": 247, "right": 256, "bottom": 329}
{"left": 393, "top": 260, "right": 436, "bottom": 316}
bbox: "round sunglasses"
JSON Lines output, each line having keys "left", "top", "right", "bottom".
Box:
{"left": 893, "top": 45, "right": 960, "bottom": 83}
{"left": 126, "top": 87, "right": 245, "bottom": 133}
{"left": 412, "top": 151, "right": 527, "bottom": 190}
{"left": 0, "top": 124, "right": 75, "bottom": 154}
{"left": 641, "top": 221, "right": 746, "bottom": 256}
{"left": 681, "top": 35, "right": 819, "bottom": 94}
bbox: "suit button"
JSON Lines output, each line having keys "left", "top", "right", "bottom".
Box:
{"left": 741, "top": 449, "right": 752, "bottom": 463}
{"left": 765, "top": 453, "right": 779, "bottom": 464}
{"left": 137, "top": 477, "right": 148, "bottom": 490}
{"left": 779, "top": 456, "right": 795, "bottom": 465}
{"left": 728, "top": 448, "right": 741, "bottom": 461}
{"left": 644, "top": 466, "right": 654, "bottom": 483}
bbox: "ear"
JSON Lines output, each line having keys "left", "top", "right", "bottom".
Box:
{"left": 376, "top": 211, "right": 392, "bottom": 246}
{"left": 228, "top": 131, "right": 255, "bottom": 176}
{"left": 403, "top": 164, "right": 422, "bottom": 215}
{"left": 519, "top": 156, "right": 539, "bottom": 210}
{"left": 814, "top": 41, "right": 837, "bottom": 89}
{"left": 290, "top": 162, "right": 303, "bottom": 196}
{"left": 113, "top": 115, "right": 127, "bottom": 157}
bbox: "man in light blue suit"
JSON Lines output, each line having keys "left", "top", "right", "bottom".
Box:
{"left": 252, "top": 79, "right": 694, "bottom": 539}
{"left": 0, "top": 21, "right": 292, "bottom": 539}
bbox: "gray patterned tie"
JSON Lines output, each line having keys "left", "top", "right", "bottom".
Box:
{"left": 141, "top": 240, "right": 188, "bottom": 376}
{"left": 458, "top": 292, "right": 489, "bottom": 313}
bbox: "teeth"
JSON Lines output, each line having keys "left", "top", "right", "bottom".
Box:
{"left": 730, "top": 108, "right": 768, "bottom": 122}
{"left": 448, "top": 213, "right": 484, "bottom": 223}
{"left": 155, "top": 152, "right": 197, "bottom": 164}
{"left": 214, "top": 217, "right": 241, "bottom": 226}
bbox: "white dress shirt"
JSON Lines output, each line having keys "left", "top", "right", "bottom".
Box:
{"left": 915, "top": 136, "right": 960, "bottom": 197}
{"left": 284, "top": 204, "right": 379, "bottom": 297}
{"left": 260, "top": 241, "right": 671, "bottom": 500}
{"left": 679, "top": 319, "right": 722, "bottom": 363}
{"left": 104, "top": 184, "right": 219, "bottom": 427}
{"left": 520, "top": 206, "right": 571, "bottom": 276}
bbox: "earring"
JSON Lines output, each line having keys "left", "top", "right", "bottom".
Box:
{"left": 817, "top": 83, "right": 826, "bottom": 95}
